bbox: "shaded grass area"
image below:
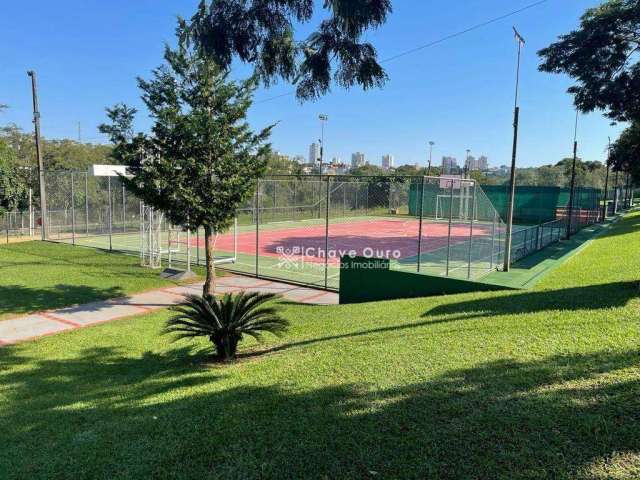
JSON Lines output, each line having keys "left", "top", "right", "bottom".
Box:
{"left": 0, "top": 241, "right": 182, "bottom": 319}
{"left": 0, "top": 212, "right": 639, "bottom": 478}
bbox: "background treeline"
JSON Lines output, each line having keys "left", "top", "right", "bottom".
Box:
{"left": 0, "top": 121, "right": 621, "bottom": 214}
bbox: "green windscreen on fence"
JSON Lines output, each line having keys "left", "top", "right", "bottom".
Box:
{"left": 410, "top": 184, "right": 602, "bottom": 225}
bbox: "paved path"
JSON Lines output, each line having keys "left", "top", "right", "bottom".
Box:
{"left": 0, "top": 275, "right": 338, "bottom": 346}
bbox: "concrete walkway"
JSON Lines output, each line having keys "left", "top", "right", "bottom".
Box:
{"left": 0, "top": 275, "right": 338, "bottom": 346}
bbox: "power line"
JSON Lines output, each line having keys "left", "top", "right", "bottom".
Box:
{"left": 254, "top": 0, "right": 550, "bottom": 105}
{"left": 380, "top": 0, "right": 547, "bottom": 63}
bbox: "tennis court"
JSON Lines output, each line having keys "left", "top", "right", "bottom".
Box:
{"left": 61, "top": 212, "right": 503, "bottom": 290}
{"left": 38, "top": 172, "right": 599, "bottom": 291}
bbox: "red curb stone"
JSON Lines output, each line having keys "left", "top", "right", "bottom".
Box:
{"left": 39, "top": 312, "right": 83, "bottom": 328}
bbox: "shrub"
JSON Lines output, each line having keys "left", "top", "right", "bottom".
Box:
{"left": 164, "top": 292, "right": 289, "bottom": 361}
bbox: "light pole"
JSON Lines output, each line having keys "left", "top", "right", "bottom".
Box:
{"left": 503, "top": 27, "right": 526, "bottom": 272}
{"left": 465, "top": 149, "right": 471, "bottom": 178}
{"left": 427, "top": 141, "right": 435, "bottom": 176}
{"left": 27, "top": 70, "right": 47, "bottom": 241}
{"left": 566, "top": 110, "right": 579, "bottom": 239}
{"left": 318, "top": 114, "right": 328, "bottom": 175}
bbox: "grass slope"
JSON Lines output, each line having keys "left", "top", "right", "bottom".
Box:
{"left": 0, "top": 241, "right": 177, "bottom": 319}
{"left": 0, "top": 213, "right": 639, "bottom": 479}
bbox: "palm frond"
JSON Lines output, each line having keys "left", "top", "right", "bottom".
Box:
{"left": 163, "top": 291, "right": 289, "bottom": 360}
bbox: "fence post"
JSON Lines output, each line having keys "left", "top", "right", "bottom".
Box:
{"left": 29, "top": 189, "right": 33, "bottom": 237}
{"left": 149, "top": 209, "right": 154, "bottom": 267}
{"left": 122, "top": 184, "right": 126, "bottom": 233}
{"left": 537, "top": 224, "right": 542, "bottom": 250}
{"left": 324, "top": 176, "right": 331, "bottom": 289}
{"left": 139, "top": 203, "right": 144, "bottom": 265}
{"left": 490, "top": 212, "right": 496, "bottom": 270}
{"left": 85, "top": 173, "right": 89, "bottom": 236}
{"left": 71, "top": 171, "right": 76, "bottom": 245}
{"left": 196, "top": 227, "right": 200, "bottom": 266}
{"left": 366, "top": 183, "right": 369, "bottom": 215}
{"left": 255, "top": 181, "right": 260, "bottom": 277}
{"left": 466, "top": 183, "right": 477, "bottom": 279}
{"left": 445, "top": 180, "right": 454, "bottom": 276}
{"left": 168, "top": 224, "right": 172, "bottom": 268}
{"left": 416, "top": 177, "right": 426, "bottom": 273}
{"left": 107, "top": 176, "right": 113, "bottom": 251}
{"left": 186, "top": 226, "right": 191, "bottom": 272}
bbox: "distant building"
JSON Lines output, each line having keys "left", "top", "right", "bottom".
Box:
{"left": 300, "top": 163, "right": 317, "bottom": 175}
{"left": 478, "top": 156, "right": 489, "bottom": 171}
{"left": 464, "top": 155, "right": 489, "bottom": 172}
{"left": 351, "top": 152, "right": 366, "bottom": 169}
{"left": 442, "top": 156, "right": 458, "bottom": 175}
{"left": 309, "top": 143, "right": 321, "bottom": 164}
{"left": 382, "top": 154, "right": 395, "bottom": 171}
{"left": 293, "top": 155, "right": 306, "bottom": 164}
{"left": 465, "top": 155, "right": 477, "bottom": 171}
{"left": 328, "top": 157, "right": 348, "bottom": 174}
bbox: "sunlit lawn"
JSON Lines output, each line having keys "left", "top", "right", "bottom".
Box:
{"left": 0, "top": 212, "right": 639, "bottom": 478}
{"left": 0, "top": 241, "right": 179, "bottom": 319}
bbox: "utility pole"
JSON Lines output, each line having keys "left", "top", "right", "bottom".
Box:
{"left": 318, "top": 114, "right": 328, "bottom": 175}
{"left": 602, "top": 138, "right": 611, "bottom": 222}
{"left": 503, "top": 27, "right": 525, "bottom": 272}
{"left": 465, "top": 149, "right": 471, "bottom": 177}
{"left": 78, "top": 121, "right": 82, "bottom": 142}
{"left": 427, "top": 141, "right": 435, "bottom": 176}
{"left": 28, "top": 70, "right": 47, "bottom": 240}
{"left": 566, "top": 110, "right": 579, "bottom": 239}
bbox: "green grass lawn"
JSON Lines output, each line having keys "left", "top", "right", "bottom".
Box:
{"left": 0, "top": 212, "right": 639, "bottom": 479}
{"left": 0, "top": 241, "right": 182, "bottom": 319}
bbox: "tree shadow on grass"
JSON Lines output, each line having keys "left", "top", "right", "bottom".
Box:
{"left": 424, "top": 281, "right": 639, "bottom": 321}
{"left": 0, "top": 345, "right": 639, "bottom": 478}
{"left": 591, "top": 211, "right": 640, "bottom": 239}
{"left": 0, "top": 284, "right": 125, "bottom": 318}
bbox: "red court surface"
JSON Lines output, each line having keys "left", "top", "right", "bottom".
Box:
{"left": 194, "top": 218, "right": 491, "bottom": 265}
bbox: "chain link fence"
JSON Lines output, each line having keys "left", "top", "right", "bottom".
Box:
{"left": 2, "top": 170, "right": 619, "bottom": 290}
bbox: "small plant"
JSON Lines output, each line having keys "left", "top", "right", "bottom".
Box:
{"left": 164, "top": 292, "right": 289, "bottom": 361}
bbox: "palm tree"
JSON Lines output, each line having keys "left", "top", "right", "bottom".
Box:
{"left": 164, "top": 292, "right": 289, "bottom": 361}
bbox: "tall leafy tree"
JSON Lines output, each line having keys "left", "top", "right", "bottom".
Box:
{"left": 100, "top": 22, "right": 273, "bottom": 295}
{"left": 538, "top": 0, "right": 640, "bottom": 123}
{"left": 187, "top": 0, "right": 392, "bottom": 100}
{"left": 611, "top": 122, "right": 640, "bottom": 184}
{"left": 0, "top": 140, "right": 28, "bottom": 214}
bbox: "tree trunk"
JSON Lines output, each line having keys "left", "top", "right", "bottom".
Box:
{"left": 203, "top": 225, "right": 216, "bottom": 296}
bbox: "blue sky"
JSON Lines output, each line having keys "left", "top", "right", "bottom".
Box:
{"left": 0, "top": 0, "right": 624, "bottom": 168}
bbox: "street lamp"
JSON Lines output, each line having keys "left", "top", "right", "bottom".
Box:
{"left": 427, "top": 141, "right": 435, "bottom": 176}
{"left": 566, "top": 110, "right": 579, "bottom": 239}
{"left": 503, "top": 27, "right": 526, "bottom": 272}
{"left": 465, "top": 149, "right": 471, "bottom": 178}
{"left": 318, "top": 114, "right": 328, "bottom": 175}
